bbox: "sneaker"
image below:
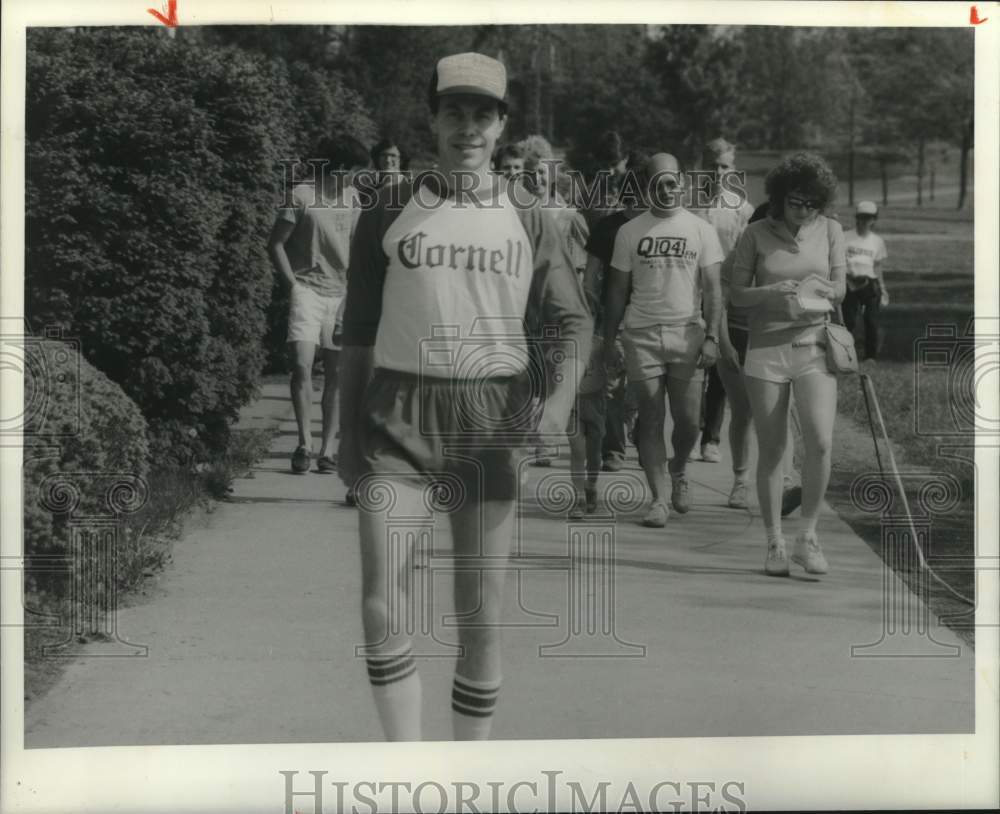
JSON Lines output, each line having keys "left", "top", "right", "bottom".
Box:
{"left": 642, "top": 501, "right": 670, "bottom": 527}
{"left": 601, "top": 456, "right": 623, "bottom": 473}
{"left": 701, "top": 443, "right": 721, "bottom": 463}
{"left": 316, "top": 455, "right": 337, "bottom": 474}
{"left": 727, "top": 480, "right": 749, "bottom": 509}
{"left": 532, "top": 445, "right": 553, "bottom": 467}
{"left": 585, "top": 487, "right": 598, "bottom": 514}
{"left": 568, "top": 499, "right": 586, "bottom": 521}
{"left": 764, "top": 537, "right": 790, "bottom": 576}
{"left": 291, "top": 445, "right": 311, "bottom": 474}
{"left": 781, "top": 485, "right": 803, "bottom": 517}
{"left": 791, "top": 531, "right": 829, "bottom": 574}
{"left": 670, "top": 473, "right": 691, "bottom": 514}
{"left": 687, "top": 449, "right": 701, "bottom": 462}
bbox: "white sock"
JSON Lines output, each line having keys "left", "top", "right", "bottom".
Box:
{"left": 367, "top": 645, "right": 421, "bottom": 741}
{"left": 451, "top": 673, "right": 501, "bottom": 741}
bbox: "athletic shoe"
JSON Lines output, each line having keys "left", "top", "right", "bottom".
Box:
{"left": 781, "top": 485, "right": 802, "bottom": 517}
{"left": 568, "top": 499, "right": 586, "bottom": 521}
{"left": 601, "top": 456, "right": 623, "bottom": 473}
{"left": 316, "top": 455, "right": 337, "bottom": 474}
{"left": 764, "top": 537, "right": 790, "bottom": 576}
{"left": 585, "top": 487, "right": 598, "bottom": 514}
{"left": 291, "top": 445, "right": 311, "bottom": 474}
{"left": 727, "top": 480, "right": 749, "bottom": 509}
{"left": 670, "top": 473, "right": 691, "bottom": 514}
{"left": 532, "top": 445, "right": 553, "bottom": 467}
{"left": 701, "top": 443, "right": 721, "bottom": 463}
{"left": 687, "top": 449, "right": 701, "bottom": 462}
{"left": 642, "top": 501, "right": 669, "bottom": 527}
{"left": 792, "top": 530, "right": 828, "bottom": 574}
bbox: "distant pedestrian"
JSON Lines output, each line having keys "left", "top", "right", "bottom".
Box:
{"left": 842, "top": 200, "right": 889, "bottom": 360}
{"left": 729, "top": 152, "right": 846, "bottom": 576}
{"left": 370, "top": 138, "right": 405, "bottom": 188}
{"left": 267, "top": 135, "right": 369, "bottom": 475}
{"left": 494, "top": 142, "right": 527, "bottom": 179}
{"left": 604, "top": 153, "right": 724, "bottom": 527}
{"left": 583, "top": 150, "right": 649, "bottom": 473}
{"left": 692, "top": 138, "right": 755, "bottom": 470}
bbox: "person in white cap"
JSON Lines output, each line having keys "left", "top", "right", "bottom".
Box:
{"left": 842, "top": 200, "right": 889, "bottom": 360}
{"left": 338, "top": 51, "right": 591, "bottom": 742}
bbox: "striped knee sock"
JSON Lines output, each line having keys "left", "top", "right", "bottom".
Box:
{"left": 451, "top": 673, "right": 501, "bottom": 741}
{"left": 366, "top": 645, "right": 421, "bottom": 741}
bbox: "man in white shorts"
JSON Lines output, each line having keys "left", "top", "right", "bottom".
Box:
{"left": 268, "top": 136, "right": 369, "bottom": 474}
{"left": 604, "top": 153, "right": 724, "bottom": 527}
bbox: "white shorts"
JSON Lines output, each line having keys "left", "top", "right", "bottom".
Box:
{"left": 743, "top": 342, "right": 833, "bottom": 384}
{"left": 287, "top": 284, "right": 343, "bottom": 351}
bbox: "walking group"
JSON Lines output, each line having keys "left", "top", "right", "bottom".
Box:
{"left": 266, "top": 51, "right": 890, "bottom": 741}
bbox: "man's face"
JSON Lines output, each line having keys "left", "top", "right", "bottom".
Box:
{"left": 431, "top": 94, "right": 506, "bottom": 173}
{"left": 708, "top": 150, "right": 736, "bottom": 186}
{"left": 647, "top": 154, "right": 684, "bottom": 212}
{"left": 499, "top": 156, "right": 524, "bottom": 178}
{"left": 377, "top": 148, "right": 401, "bottom": 172}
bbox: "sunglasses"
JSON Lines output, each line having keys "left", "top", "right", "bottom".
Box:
{"left": 786, "top": 196, "right": 820, "bottom": 212}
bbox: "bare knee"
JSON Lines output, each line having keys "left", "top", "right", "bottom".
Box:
{"left": 361, "top": 594, "right": 389, "bottom": 644}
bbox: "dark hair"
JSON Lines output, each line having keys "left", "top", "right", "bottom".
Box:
{"left": 495, "top": 142, "right": 525, "bottom": 164}
{"left": 596, "top": 130, "right": 625, "bottom": 165}
{"left": 370, "top": 138, "right": 400, "bottom": 165}
{"left": 765, "top": 151, "right": 838, "bottom": 217}
{"left": 426, "top": 68, "right": 509, "bottom": 117}
{"left": 315, "top": 135, "right": 370, "bottom": 171}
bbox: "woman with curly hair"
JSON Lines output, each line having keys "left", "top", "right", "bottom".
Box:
{"left": 728, "top": 152, "right": 846, "bottom": 576}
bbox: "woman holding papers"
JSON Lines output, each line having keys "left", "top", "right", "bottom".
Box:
{"left": 729, "top": 152, "right": 846, "bottom": 577}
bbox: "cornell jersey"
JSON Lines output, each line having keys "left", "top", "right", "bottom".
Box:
{"left": 342, "top": 176, "right": 592, "bottom": 380}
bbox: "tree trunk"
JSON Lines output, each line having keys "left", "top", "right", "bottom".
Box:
{"left": 958, "top": 111, "right": 973, "bottom": 210}
{"left": 847, "top": 88, "right": 855, "bottom": 206}
{"left": 916, "top": 138, "right": 925, "bottom": 207}
{"left": 880, "top": 157, "right": 889, "bottom": 206}
{"left": 930, "top": 166, "right": 935, "bottom": 201}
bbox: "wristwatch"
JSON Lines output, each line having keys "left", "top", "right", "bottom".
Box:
{"left": 704, "top": 334, "right": 719, "bottom": 344}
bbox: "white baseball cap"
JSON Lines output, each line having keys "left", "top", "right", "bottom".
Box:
{"left": 856, "top": 200, "right": 878, "bottom": 216}
{"left": 435, "top": 52, "right": 507, "bottom": 103}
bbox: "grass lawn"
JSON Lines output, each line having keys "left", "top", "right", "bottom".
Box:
{"left": 818, "top": 201, "right": 978, "bottom": 647}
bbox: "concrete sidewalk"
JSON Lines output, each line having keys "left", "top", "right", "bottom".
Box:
{"left": 25, "top": 379, "right": 973, "bottom": 746}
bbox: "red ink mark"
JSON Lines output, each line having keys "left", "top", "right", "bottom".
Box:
{"left": 148, "top": 0, "right": 179, "bottom": 27}
{"left": 970, "top": 5, "right": 988, "bottom": 24}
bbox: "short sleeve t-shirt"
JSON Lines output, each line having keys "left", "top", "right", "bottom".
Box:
{"left": 277, "top": 182, "right": 359, "bottom": 298}
{"left": 729, "top": 215, "right": 847, "bottom": 349}
{"left": 694, "top": 196, "right": 755, "bottom": 330}
{"left": 844, "top": 229, "right": 887, "bottom": 285}
{"left": 610, "top": 208, "right": 725, "bottom": 330}
{"left": 341, "top": 177, "right": 593, "bottom": 382}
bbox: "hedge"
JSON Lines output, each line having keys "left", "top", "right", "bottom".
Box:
{"left": 23, "top": 338, "right": 150, "bottom": 598}
{"left": 25, "top": 28, "right": 375, "bottom": 461}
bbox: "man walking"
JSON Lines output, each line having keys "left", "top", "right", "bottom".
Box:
{"left": 338, "top": 52, "right": 591, "bottom": 740}
{"left": 268, "top": 136, "right": 369, "bottom": 474}
{"left": 604, "top": 153, "right": 723, "bottom": 526}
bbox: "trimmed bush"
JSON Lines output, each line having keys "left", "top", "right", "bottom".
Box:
{"left": 23, "top": 338, "right": 150, "bottom": 597}
{"left": 25, "top": 28, "right": 375, "bottom": 460}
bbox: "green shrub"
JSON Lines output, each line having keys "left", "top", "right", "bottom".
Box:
{"left": 23, "top": 338, "right": 150, "bottom": 597}
{"left": 24, "top": 28, "right": 375, "bottom": 460}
